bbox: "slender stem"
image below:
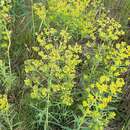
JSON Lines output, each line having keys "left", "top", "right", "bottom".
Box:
{"left": 7, "top": 32, "right": 11, "bottom": 74}
{"left": 44, "top": 72, "right": 52, "bottom": 130}
{"left": 44, "top": 92, "right": 49, "bottom": 130}
{"left": 31, "top": 0, "right": 35, "bottom": 37}
{"left": 4, "top": 23, "right": 12, "bottom": 74}
{"left": 39, "top": 19, "right": 44, "bottom": 32}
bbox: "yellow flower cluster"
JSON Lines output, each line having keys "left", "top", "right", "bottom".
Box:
{"left": 33, "top": 0, "right": 102, "bottom": 39}
{"left": 30, "top": 85, "right": 47, "bottom": 99}
{"left": 82, "top": 35, "right": 130, "bottom": 129}
{"left": 104, "top": 42, "right": 130, "bottom": 77}
{"left": 60, "top": 30, "right": 71, "bottom": 43}
{"left": 0, "top": 0, "right": 12, "bottom": 58}
{"left": 0, "top": 94, "right": 9, "bottom": 112}
{"left": 33, "top": 3, "right": 46, "bottom": 20}
{"left": 82, "top": 77, "right": 121, "bottom": 129}
{"left": 60, "top": 93, "right": 73, "bottom": 106}
{"left": 83, "top": 76, "right": 125, "bottom": 108}
{"left": 0, "top": 0, "right": 11, "bottom": 20}
{"left": 26, "top": 1, "right": 130, "bottom": 129}
{"left": 48, "top": 0, "right": 87, "bottom": 17}
{"left": 24, "top": 28, "right": 81, "bottom": 106}
{"left": 98, "top": 16, "right": 124, "bottom": 41}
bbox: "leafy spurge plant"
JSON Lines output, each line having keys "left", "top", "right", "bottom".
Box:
{"left": 80, "top": 40, "right": 130, "bottom": 129}
{"left": 24, "top": 28, "right": 81, "bottom": 129}
{"left": 23, "top": 1, "right": 130, "bottom": 130}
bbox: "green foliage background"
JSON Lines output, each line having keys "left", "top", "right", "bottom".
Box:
{"left": 0, "top": 0, "right": 130, "bottom": 130}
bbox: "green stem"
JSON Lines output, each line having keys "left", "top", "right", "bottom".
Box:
{"left": 4, "top": 23, "right": 12, "bottom": 74}
{"left": 44, "top": 92, "right": 49, "bottom": 130}
{"left": 44, "top": 72, "right": 52, "bottom": 130}
{"left": 39, "top": 19, "right": 44, "bottom": 32}
{"left": 31, "top": 0, "right": 35, "bottom": 37}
